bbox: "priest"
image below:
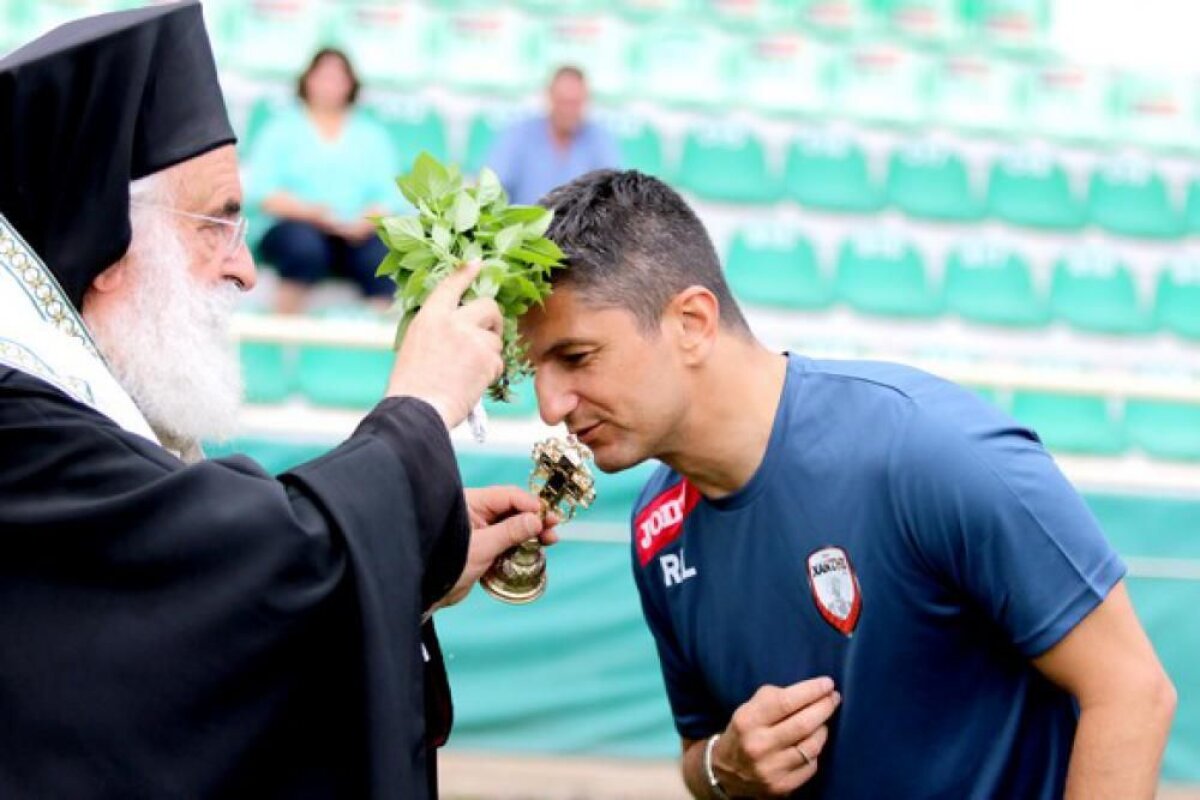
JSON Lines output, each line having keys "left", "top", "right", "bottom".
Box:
{"left": 0, "top": 3, "right": 552, "bottom": 797}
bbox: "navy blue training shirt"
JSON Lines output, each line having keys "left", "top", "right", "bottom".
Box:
{"left": 631, "top": 354, "right": 1125, "bottom": 799}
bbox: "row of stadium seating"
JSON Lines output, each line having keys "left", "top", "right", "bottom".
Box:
{"left": 726, "top": 230, "right": 1200, "bottom": 336}
{"left": 236, "top": 97, "right": 1200, "bottom": 242}
{"left": 237, "top": 337, "right": 1200, "bottom": 461}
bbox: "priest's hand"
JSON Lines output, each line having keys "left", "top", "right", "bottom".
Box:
{"left": 435, "top": 485, "right": 560, "bottom": 609}
{"left": 386, "top": 260, "right": 503, "bottom": 429}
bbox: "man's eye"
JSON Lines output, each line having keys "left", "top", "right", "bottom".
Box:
{"left": 561, "top": 351, "right": 591, "bottom": 366}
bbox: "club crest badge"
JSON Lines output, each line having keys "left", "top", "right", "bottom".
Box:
{"left": 806, "top": 546, "right": 862, "bottom": 636}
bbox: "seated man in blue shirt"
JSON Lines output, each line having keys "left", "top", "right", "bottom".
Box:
{"left": 486, "top": 66, "right": 620, "bottom": 206}
{"left": 519, "top": 169, "right": 1177, "bottom": 800}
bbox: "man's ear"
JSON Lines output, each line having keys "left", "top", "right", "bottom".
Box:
{"left": 80, "top": 260, "right": 129, "bottom": 316}
{"left": 664, "top": 286, "right": 720, "bottom": 366}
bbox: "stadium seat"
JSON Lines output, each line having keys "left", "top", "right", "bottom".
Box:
{"left": 1049, "top": 247, "right": 1152, "bottom": 335}
{"left": 1125, "top": 400, "right": 1200, "bottom": 462}
{"left": 296, "top": 345, "right": 392, "bottom": 409}
{"left": 240, "top": 342, "right": 292, "bottom": 405}
{"left": 373, "top": 103, "right": 449, "bottom": 165}
{"left": 702, "top": 0, "right": 799, "bottom": 31}
{"left": 628, "top": 23, "right": 734, "bottom": 109}
{"left": 533, "top": 15, "right": 632, "bottom": 102}
{"left": 225, "top": 0, "right": 322, "bottom": 78}
{"left": 484, "top": 375, "right": 540, "bottom": 419}
{"left": 986, "top": 151, "right": 1085, "bottom": 230}
{"left": 1021, "top": 62, "right": 1112, "bottom": 146}
{"left": 440, "top": 8, "right": 539, "bottom": 95}
{"left": 519, "top": 0, "right": 609, "bottom": 13}
{"left": 724, "top": 225, "right": 831, "bottom": 310}
{"left": 675, "top": 125, "right": 781, "bottom": 204}
{"left": 617, "top": 0, "right": 698, "bottom": 21}
{"left": 944, "top": 241, "right": 1047, "bottom": 327}
{"left": 784, "top": 134, "right": 883, "bottom": 213}
{"left": 1184, "top": 180, "right": 1200, "bottom": 234}
{"left": 927, "top": 54, "right": 1021, "bottom": 135}
{"left": 1112, "top": 73, "right": 1196, "bottom": 152}
{"left": 829, "top": 41, "right": 930, "bottom": 128}
{"left": 834, "top": 232, "right": 941, "bottom": 318}
{"left": 603, "top": 116, "right": 664, "bottom": 176}
{"left": 1088, "top": 158, "right": 1184, "bottom": 239}
{"left": 886, "top": 143, "right": 983, "bottom": 222}
{"left": 1154, "top": 255, "right": 1200, "bottom": 340}
{"left": 462, "top": 108, "right": 527, "bottom": 175}
{"left": 1011, "top": 391, "right": 1127, "bottom": 456}
{"left": 799, "top": 0, "right": 873, "bottom": 37}
{"left": 964, "top": 0, "right": 1051, "bottom": 53}
{"left": 735, "top": 31, "right": 834, "bottom": 118}
{"left": 878, "top": 0, "right": 967, "bottom": 44}
{"left": 328, "top": 2, "right": 435, "bottom": 88}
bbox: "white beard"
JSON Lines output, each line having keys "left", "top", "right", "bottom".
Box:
{"left": 87, "top": 204, "right": 243, "bottom": 451}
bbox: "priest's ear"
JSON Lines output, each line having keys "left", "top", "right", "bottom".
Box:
{"left": 81, "top": 259, "right": 131, "bottom": 314}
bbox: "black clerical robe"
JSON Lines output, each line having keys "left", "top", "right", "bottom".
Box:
{"left": 0, "top": 366, "right": 469, "bottom": 798}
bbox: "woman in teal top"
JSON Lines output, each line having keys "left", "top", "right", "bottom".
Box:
{"left": 246, "top": 48, "right": 399, "bottom": 313}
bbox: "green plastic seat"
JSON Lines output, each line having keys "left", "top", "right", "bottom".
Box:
{"left": 829, "top": 41, "right": 930, "bottom": 128}
{"left": 240, "top": 342, "right": 293, "bottom": 405}
{"left": 1088, "top": 159, "right": 1184, "bottom": 240}
{"left": 628, "top": 23, "right": 734, "bottom": 109}
{"left": 944, "top": 241, "right": 1047, "bottom": 327}
{"left": 966, "top": 385, "right": 1006, "bottom": 409}
{"left": 724, "top": 225, "right": 831, "bottom": 310}
{"left": 835, "top": 232, "right": 940, "bottom": 318}
{"left": 462, "top": 108, "right": 526, "bottom": 174}
{"left": 734, "top": 31, "right": 834, "bottom": 118}
{"left": 675, "top": 126, "right": 781, "bottom": 204}
{"left": 1125, "top": 400, "right": 1200, "bottom": 462}
{"left": 701, "top": 0, "right": 799, "bottom": 32}
{"left": 886, "top": 143, "right": 982, "bottom": 222}
{"left": 439, "top": 8, "right": 539, "bottom": 95}
{"left": 986, "top": 151, "right": 1085, "bottom": 230}
{"left": 1112, "top": 73, "right": 1195, "bottom": 152}
{"left": 964, "top": 0, "right": 1051, "bottom": 53}
{"left": 1049, "top": 248, "right": 1152, "bottom": 335}
{"left": 374, "top": 104, "right": 449, "bottom": 165}
{"left": 617, "top": 0, "right": 698, "bottom": 22}
{"left": 483, "top": 376, "right": 540, "bottom": 420}
{"left": 1020, "top": 61, "right": 1112, "bottom": 146}
{"left": 927, "top": 53, "right": 1021, "bottom": 135}
{"left": 798, "top": 0, "right": 873, "bottom": 37}
{"left": 297, "top": 346, "right": 392, "bottom": 409}
{"left": 326, "top": 2, "right": 435, "bottom": 87}
{"left": 532, "top": 15, "right": 632, "bottom": 102}
{"left": 519, "top": 0, "right": 609, "bottom": 13}
{"left": 602, "top": 116, "right": 664, "bottom": 175}
{"left": 226, "top": 0, "right": 323, "bottom": 78}
{"left": 878, "top": 0, "right": 967, "bottom": 44}
{"left": 1184, "top": 180, "right": 1200, "bottom": 234}
{"left": 1011, "top": 391, "right": 1127, "bottom": 455}
{"left": 1154, "top": 256, "right": 1200, "bottom": 340}
{"left": 784, "top": 134, "right": 882, "bottom": 213}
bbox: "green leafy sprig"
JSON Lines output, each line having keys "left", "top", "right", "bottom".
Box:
{"left": 375, "top": 152, "right": 565, "bottom": 402}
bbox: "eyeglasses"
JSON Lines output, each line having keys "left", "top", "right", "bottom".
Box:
{"left": 131, "top": 200, "right": 249, "bottom": 260}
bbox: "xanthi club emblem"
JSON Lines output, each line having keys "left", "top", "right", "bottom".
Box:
{"left": 806, "top": 546, "right": 862, "bottom": 636}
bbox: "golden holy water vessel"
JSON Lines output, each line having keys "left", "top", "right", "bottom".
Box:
{"left": 481, "top": 434, "right": 597, "bottom": 604}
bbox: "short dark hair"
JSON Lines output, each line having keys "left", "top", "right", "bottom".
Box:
{"left": 296, "top": 47, "right": 360, "bottom": 107}
{"left": 540, "top": 170, "right": 749, "bottom": 333}
{"left": 550, "top": 64, "right": 586, "bottom": 85}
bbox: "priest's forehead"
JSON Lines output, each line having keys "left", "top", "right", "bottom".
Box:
{"left": 167, "top": 144, "right": 243, "bottom": 218}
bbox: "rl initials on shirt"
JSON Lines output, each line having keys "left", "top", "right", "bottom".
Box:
{"left": 659, "top": 551, "right": 697, "bottom": 587}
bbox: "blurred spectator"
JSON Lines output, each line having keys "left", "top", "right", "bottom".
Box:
{"left": 486, "top": 65, "right": 620, "bottom": 205}
{"left": 246, "top": 48, "right": 397, "bottom": 314}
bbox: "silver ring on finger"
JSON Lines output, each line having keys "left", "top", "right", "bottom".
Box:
{"left": 795, "top": 743, "right": 813, "bottom": 767}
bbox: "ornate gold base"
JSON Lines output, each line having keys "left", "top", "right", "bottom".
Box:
{"left": 480, "top": 540, "right": 547, "bottom": 604}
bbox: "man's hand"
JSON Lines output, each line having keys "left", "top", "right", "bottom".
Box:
{"left": 386, "top": 260, "right": 504, "bottom": 428}
{"left": 435, "top": 485, "right": 560, "bottom": 609}
{"left": 700, "top": 678, "right": 840, "bottom": 798}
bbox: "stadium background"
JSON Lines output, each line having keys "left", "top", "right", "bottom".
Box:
{"left": 3, "top": 0, "right": 1199, "bottom": 795}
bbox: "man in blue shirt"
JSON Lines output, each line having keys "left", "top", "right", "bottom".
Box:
{"left": 519, "top": 169, "right": 1176, "bottom": 799}
{"left": 485, "top": 66, "right": 621, "bottom": 206}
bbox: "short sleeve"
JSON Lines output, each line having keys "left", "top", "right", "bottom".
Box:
{"left": 242, "top": 113, "right": 293, "bottom": 213}
{"left": 889, "top": 409, "right": 1125, "bottom": 657}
